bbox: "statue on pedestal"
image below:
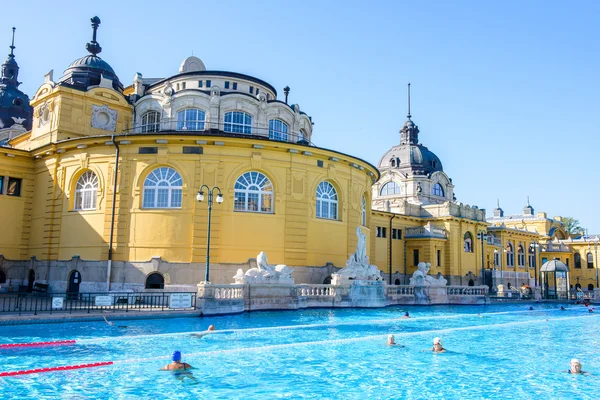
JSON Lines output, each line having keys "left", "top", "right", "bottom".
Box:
{"left": 233, "top": 252, "right": 294, "bottom": 284}
{"left": 331, "top": 227, "right": 383, "bottom": 284}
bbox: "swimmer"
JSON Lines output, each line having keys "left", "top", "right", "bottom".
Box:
{"left": 387, "top": 334, "right": 397, "bottom": 345}
{"left": 103, "top": 316, "right": 114, "bottom": 326}
{"left": 560, "top": 306, "right": 566, "bottom": 311}
{"left": 589, "top": 308, "right": 595, "bottom": 313}
{"left": 191, "top": 324, "right": 216, "bottom": 338}
{"left": 425, "top": 337, "right": 446, "bottom": 353}
{"left": 161, "top": 351, "right": 193, "bottom": 371}
{"left": 478, "top": 313, "right": 483, "bottom": 318}
{"left": 567, "top": 359, "right": 589, "bottom": 375}
{"left": 402, "top": 312, "right": 410, "bottom": 319}
{"left": 529, "top": 306, "right": 534, "bottom": 311}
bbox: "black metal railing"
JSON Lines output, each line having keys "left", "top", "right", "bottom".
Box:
{"left": 0, "top": 292, "right": 197, "bottom": 316}
{"left": 121, "top": 119, "right": 314, "bottom": 146}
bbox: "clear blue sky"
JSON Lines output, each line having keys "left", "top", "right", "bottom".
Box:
{"left": 3, "top": 1, "right": 599, "bottom": 232}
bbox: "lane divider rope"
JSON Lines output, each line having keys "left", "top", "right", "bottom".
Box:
{"left": 0, "top": 340, "right": 76, "bottom": 349}
{"left": 0, "top": 362, "right": 113, "bottom": 377}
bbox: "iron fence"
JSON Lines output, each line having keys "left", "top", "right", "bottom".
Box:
{"left": 0, "top": 292, "right": 197, "bottom": 316}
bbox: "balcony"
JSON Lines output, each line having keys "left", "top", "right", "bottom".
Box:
{"left": 122, "top": 119, "right": 312, "bottom": 145}
{"left": 405, "top": 223, "right": 447, "bottom": 239}
{"left": 541, "top": 243, "right": 571, "bottom": 253}
{"left": 486, "top": 237, "right": 502, "bottom": 246}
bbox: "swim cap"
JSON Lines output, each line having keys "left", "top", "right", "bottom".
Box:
{"left": 433, "top": 337, "right": 441, "bottom": 345}
{"left": 172, "top": 350, "right": 182, "bottom": 362}
{"left": 571, "top": 359, "right": 580, "bottom": 365}
{"left": 388, "top": 334, "right": 395, "bottom": 340}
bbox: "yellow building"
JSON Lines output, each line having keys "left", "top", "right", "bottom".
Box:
{"left": 0, "top": 17, "right": 379, "bottom": 293}
{"left": 0, "top": 17, "right": 592, "bottom": 296}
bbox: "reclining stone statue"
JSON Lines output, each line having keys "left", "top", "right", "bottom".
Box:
{"left": 233, "top": 251, "right": 294, "bottom": 284}
{"left": 409, "top": 262, "right": 447, "bottom": 286}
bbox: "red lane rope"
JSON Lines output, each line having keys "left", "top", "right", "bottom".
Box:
{"left": 0, "top": 362, "right": 113, "bottom": 377}
{"left": 0, "top": 340, "right": 76, "bottom": 349}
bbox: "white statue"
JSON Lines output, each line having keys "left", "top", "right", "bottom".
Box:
{"left": 233, "top": 251, "right": 294, "bottom": 284}
{"left": 331, "top": 227, "right": 383, "bottom": 284}
{"left": 409, "top": 262, "right": 447, "bottom": 286}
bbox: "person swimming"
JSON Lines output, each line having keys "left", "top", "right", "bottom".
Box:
{"left": 567, "top": 359, "right": 589, "bottom": 375}
{"left": 426, "top": 337, "right": 446, "bottom": 353}
{"left": 387, "top": 334, "right": 397, "bottom": 345}
{"left": 161, "top": 351, "right": 193, "bottom": 371}
{"left": 560, "top": 306, "right": 566, "bottom": 311}
{"left": 529, "top": 306, "right": 534, "bottom": 311}
{"left": 191, "top": 324, "right": 216, "bottom": 338}
{"left": 402, "top": 312, "right": 410, "bottom": 319}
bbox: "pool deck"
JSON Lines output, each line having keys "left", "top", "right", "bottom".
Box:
{"left": 0, "top": 310, "right": 202, "bottom": 325}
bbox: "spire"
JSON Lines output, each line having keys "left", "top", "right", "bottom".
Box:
{"left": 1, "top": 27, "right": 20, "bottom": 87}
{"left": 523, "top": 196, "right": 534, "bottom": 216}
{"left": 8, "top": 27, "right": 15, "bottom": 59}
{"left": 399, "top": 82, "right": 419, "bottom": 145}
{"left": 85, "top": 16, "right": 102, "bottom": 56}
{"left": 493, "top": 198, "right": 504, "bottom": 218}
{"left": 407, "top": 82, "right": 411, "bottom": 119}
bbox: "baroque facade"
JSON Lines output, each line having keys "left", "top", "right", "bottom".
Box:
{"left": 0, "top": 17, "right": 595, "bottom": 294}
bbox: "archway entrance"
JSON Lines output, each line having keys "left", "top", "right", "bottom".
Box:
{"left": 27, "top": 269, "right": 35, "bottom": 292}
{"left": 68, "top": 270, "right": 81, "bottom": 299}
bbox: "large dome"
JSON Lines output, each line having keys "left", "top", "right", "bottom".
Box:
{"left": 378, "top": 143, "right": 443, "bottom": 176}
{"left": 57, "top": 17, "right": 123, "bottom": 92}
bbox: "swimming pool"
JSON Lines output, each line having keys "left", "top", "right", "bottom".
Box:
{"left": 0, "top": 304, "right": 598, "bottom": 399}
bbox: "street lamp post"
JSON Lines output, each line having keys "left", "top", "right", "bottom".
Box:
{"left": 196, "top": 185, "right": 224, "bottom": 283}
{"left": 477, "top": 231, "right": 487, "bottom": 287}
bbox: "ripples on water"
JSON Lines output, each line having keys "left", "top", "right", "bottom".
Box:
{"left": 0, "top": 304, "right": 599, "bottom": 399}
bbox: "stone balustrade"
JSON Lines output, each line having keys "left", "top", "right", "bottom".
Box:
{"left": 196, "top": 281, "right": 489, "bottom": 315}
{"left": 297, "top": 284, "right": 336, "bottom": 297}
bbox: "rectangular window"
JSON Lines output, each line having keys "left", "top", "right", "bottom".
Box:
{"left": 0, "top": 176, "right": 3, "bottom": 194}
{"left": 183, "top": 146, "right": 203, "bottom": 154}
{"left": 7, "top": 177, "right": 21, "bottom": 196}
{"left": 139, "top": 147, "right": 158, "bottom": 154}
{"left": 542, "top": 257, "right": 547, "bottom": 265}
{"left": 224, "top": 81, "right": 230, "bottom": 89}
{"left": 256, "top": 88, "right": 259, "bottom": 95}
{"left": 376, "top": 227, "right": 386, "bottom": 238}
{"left": 182, "top": 82, "right": 186, "bottom": 89}
{"left": 437, "top": 250, "right": 441, "bottom": 267}
{"left": 198, "top": 80, "right": 203, "bottom": 88}
{"left": 392, "top": 228, "right": 402, "bottom": 240}
{"left": 566, "top": 259, "right": 569, "bottom": 267}
{"left": 232, "top": 82, "right": 238, "bottom": 90}
{"left": 317, "top": 160, "right": 324, "bottom": 168}
{"left": 413, "top": 249, "right": 419, "bottom": 266}
{"left": 249, "top": 86, "right": 254, "bottom": 94}
{"left": 206, "top": 80, "right": 211, "bottom": 87}
{"left": 176, "top": 83, "right": 180, "bottom": 91}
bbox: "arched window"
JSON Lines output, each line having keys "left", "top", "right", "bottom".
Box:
{"left": 517, "top": 245, "right": 525, "bottom": 267}
{"left": 142, "top": 167, "right": 183, "bottom": 209}
{"left": 390, "top": 158, "right": 396, "bottom": 167}
{"left": 316, "top": 181, "right": 338, "bottom": 220}
{"left": 0, "top": 270, "right": 5, "bottom": 284}
{"left": 234, "top": 172, "right": 273, "bottom": 213}
{"left": 269, "top": 120, "right": 288, "bottom": 141}
{"left": 575, "top": 253, "right": 581, "bottom": 268}
{"left": 74, "top": 171, "right": 99, "bottom": 211}
{"left": 464, "top": 232, "right": 473, "bottom": 253}
{"left": 361, "top": 195, "right": 367, "bottom": 226}
{"left": 432, "top": 183, "right": 444, "bottom": 197}
{"left": 468, "top": 279, "right": 475, "bottom": 287}
{"left": 587, "top": 253, "right": 594, "bottom": 268}
{"left": 224, "top": 111, "right": 252, "bottom": 134}
{"left": 588, "top": 284, "right": 595, "bottom": 291}
{"left": 528, "top": 245, "right": 536, "bottom": 269}
{"left": 394, "top": 278, "right": 400, "bottom": 285}
{"left": 145, "top": 273, "right": 164, "bottom": 289}
{"left": 141, "top": 111, "right": 160, "bottom": 133}
{"left": 177, "top": 108, "right": 205, "bottom": 131}
{"left": 506, "top": 242, "right": 514, "bottom": 267}
{"left": 380, "top": 182, "right": 401, "bottom": 196}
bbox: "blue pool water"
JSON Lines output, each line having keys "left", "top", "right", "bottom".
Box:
{"left": 1, "top": 304, "right": 599, "bottom": 399}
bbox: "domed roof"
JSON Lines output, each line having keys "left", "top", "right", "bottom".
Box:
{"left": 0, "top": 27, "right": 32, "bottom": 131}
{"left": 57, "top": 17, "right": 123, "bottom": 92}
{"left": 378, "top": 143, "right": 443, "bottom": 176}
{"left": 540, "top": 259, "right": 570, "bottom": 273}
